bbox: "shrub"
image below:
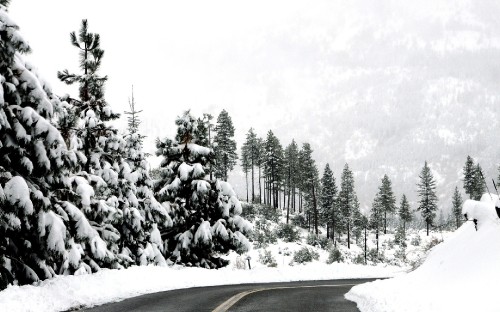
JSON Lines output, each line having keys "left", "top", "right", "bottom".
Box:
{"left": 411, "top": 234, "right": 421, "bottom": 246}
{"left": 259, "top": 249, "right": 277, "bottom": 267}
{"left": 240, "top": 202, "right": 257, "bottom": 221}
{"left": 291, "top": 213, "right": 308, "bottom": 228}
{"left": 257, "top": 205, "right": 281, "bottom": 223}
{"left": 353, "top": 253, "right": 366, "bottom": 264}
{"left": 424, "top": 237, "right": 442, "bottom": 252}
{"left": 326, "top": 248, "right": 344, "bottom": 264}
{"left": 367, "top": 248, "right": 385, "bottom": 264}
{"left": 275, "top": 223, "right": 301, "bottom": 242}
{"left": 306, "top": 233, "right": 329, "bottom": 249}
{"left": 292, "top": 247, "right": 319, "bottom": 264}
{"left": 252, "top": 218, "right": 277, "bottom": 248}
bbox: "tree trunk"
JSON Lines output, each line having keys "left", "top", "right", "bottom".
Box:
{"left": 312, "top": 182, "right": 318, "bottom": 235}
{"left": 245, "top": 170, "right": 248, "bottom": 202}
{"left": 384, "top": 211, "right": 387, "bottom": 234}
{"left": 347, "top": 222, "right": 351, "bottom": 249}
{"left": 376, "top": 228, "right": 379, "bottom": 254}
{"left": 426, "top": 221, "right": 429, "bottom": 236}
{"left": 251, "top": 160, "right": 255, "bottom": 203}
{"left": 258, "top": 166, "right": 262, "bottom": 203}
{"left": 364, "top": 226, "right": 367, "bottom": 264}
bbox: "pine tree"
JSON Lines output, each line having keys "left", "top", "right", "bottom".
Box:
{"left": 256, "top": 137, "right": 265, "bottom": 204}
{"left": 213, "top": 110, "right": 237, "bottom": 181}
{"left": 299, "top": 143, "right": 319, "bottom": 234}
{"left": 122, "top": 87, "right": 171, "bottom": 266}
{"left": 264, "top": 131, "right": 284, "bottom": 209}
{"left": 463, "top": 156, "right": 475, "bottom": 199}
{"left": 320, "top": 164, "right": 337, "bottom": 240}
{"left": 417, "top": 161, "right": 438, "bottom": 236}
{"left": 377, "top": 174, "right": 396, "bottom": 234}
{"left": 452, "top": 186, "right": 463, "bottom": 229}
{"left": 338, "top": 163, "right": 357, "bottom": 248}
{"left": 154, "top": 111, "right": 252, "bottom": 268}
{"left": 369, "top": 195, "right": 383, "bottom": 254}
{"left": 240, "top": 143, "right": 251, "bottom": 202}
{"left": 472, "top": 164, "right": 486, "bottom": 200}
{"left": 0, "top": 5, "right": 107, "bottom": 289}
{"left": 398, "top": 194, "right": 412, "bottom": 235}
{"left": 284, "top": 140, "right": 299, "bottom": 217}
{"left": 242, "top": 128, "right": 258, "bottom": 203}
{"left": 58, "top": 20, "right": 138, "bottom": 268}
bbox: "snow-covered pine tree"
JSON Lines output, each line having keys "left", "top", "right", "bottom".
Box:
{"left": 0, "top": 3, "right": 108, "bottom": 289}
{"left": 213, "top": 109, "right": 237, "bottom": 181}
{"left": 338, "top": 163, "right": 357, "bottom": 248}
{"left": 242, "top": 128, "right": 258, "bottom": 203}
{"left": 122, "top": 87, "right": 171, "bottom": 266}
{"left": 320, "top": 163, "right": 337, "bottom": 240}
{"left": 377, "top": 175, "right": 396, "bottom": 234}
{"left": 451, "top": 186, "right": 463, "bottom": 229}
{"left": 58, "top": 20, "right": 137, "bottom": 268}
{"left": 154, "top": 111, "right": 252, "bottom": 268}
{"left": 298, "top": 143, "right": 319, "bottom": 234}
{"left": 417, "top": 161, "right": 438, "bottom": 236}
{"left": 398, "top": 194, "right": 412, "bottom": 238}
{"left": 463, "top": 156, "right": 475, "bottom": 199}
{"left": 284, "top": 140, "right": 299, "bottom": 217}
{"left": 240, "top": 141, "right": 251, "bottom": 202}
{"left": 264, "top": 130, "right": 284, "bottom": 209}
{"left": 369, "top": 195, "right": 383, "bottom": 254}
{"left": 472, "top": 163, "right": 486, "bottom": 201}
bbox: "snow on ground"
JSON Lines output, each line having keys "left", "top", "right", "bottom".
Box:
{"left": 346, "top": 194, "right": 500, "bottom": 312}
{"left": 0, "top": 261, "right": 402, "bottom": 312}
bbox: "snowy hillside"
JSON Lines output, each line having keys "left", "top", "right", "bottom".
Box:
{"left": 346, "top": 194, "right": 500, "bottom": 312}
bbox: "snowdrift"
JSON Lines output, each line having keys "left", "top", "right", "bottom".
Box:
{"left": 346, "top": 194, "right": 500, "bottom": 312}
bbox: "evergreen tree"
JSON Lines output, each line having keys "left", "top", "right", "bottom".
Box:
{"left": 463, "top": 156, "right": 475, "bottom": 199}
{"left": 256, "top": 137, "right": 265, "bottom": 204}
{"left": 122, "top": 88, "right": 171, "bottom": 265}
{"left": 369, "top": 195, "right": 383, "bottom": 254}
{"left": 59, "top": 20, "right": 138, "bottom": 268}
{"left": 298, "top": 143, "right": 319, "bottom": 234}
{"left": 338, "top": 163, "right": 357, "bottom": 248}
{"left": 0, "top": 5, "right": 107, "bottom": 289}
{"left": 284, "top": 140, "right": 299, "bottom": 215}
{"left": 240, "top": 142, "right": 251, "bottom": 202}
{"left": 154, "top": 111, "right": 251, "bottom": 268}
{"left": 213, "top": 110, "right": 237, "bottom": 181}
{"left": 377, "top": 174, "right": 396, "bottom": 234}
{"left": 417, "top": 161, "right": 438, "bottom": 236}
{"left": 398, "top": 194, "right": 412, "bottom": 235}
{"left": 351, "top": 195, "right": 363, "bottom": 244}
{"left": 264, "top": 130, "right": 284, "bottom": 209}
{"left": 452, "top": 186, "right": 463, "bottom": 229}
{"left": 242, "top": 128, "right": 258, "bottom": 203}
{"left": 472, "top": 164, "right": 486, "bottom": 200}
{"left": 319, "top": 164, "right": 337, "bottom": 239}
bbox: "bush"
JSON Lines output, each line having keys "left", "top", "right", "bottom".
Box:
{"left": 306, "top": 233, "right": 329, "bottom": 249}
{"left": 395, "top": 245, "right": 407, "bottom": 262}
{"left": 252, "top": 218, "right": 277, "bottom": 248}
{"left": 257, "top": 205, "right": 281, "bottom": 223}
{"left": 259, "top": 249, "right": 277, "bottom": 267}
{"left": 353, "top": 253, "right": 366, "bottom": 264}
{"left": 367, "top": 248, "right": 385, "bottom": 264}
{"left": 394, "top": 225, "right": 406, "bottom": 246}
{"left": 424, "top": 237, "right": 442, "bottom": 252}
{"left": 291, "top": 247, "right": 319, "bottom": 264}
{"left": 411, "top": 234, "right": 421, "bottom": 246}
{"left": 240, "top": 202, "right": 257, "bottom": 221}
{"left": 326, "top": 248, "right": 343, "bottom": 264}
{"left": 291, "top": 213, "right": 308, "bottom": 228}
{"left": 275, "top": 223, "right": 301, "bottom": 242}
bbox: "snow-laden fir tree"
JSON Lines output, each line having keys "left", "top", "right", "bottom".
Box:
{"left": 242, "top": 128, "right": 258, "bottom": 203}
{"left": 472, "top": 163, "right": 486, "bottom": 201}
{"left": 338, "top": 163, "right": 357, "bottom": 248}
{"left": 377, "top": 175, "right": 396, "bottom": 234}
{"left": 369, "top": 195, "right": 383, "bottom": 253}
{"left": 451, "top": 186, "right": 463, "bottom": 229}
{"left": 240, "top": 141, "right": 251, "bottom": 202}
{"left": 319, "top": 163, "right": 337, "bottom": 240}
{"left": 284, "top": 139, "right": 299, "bottom": 219}
{"left": 298, "top": 143, "right": 319, "bottom": 234}
{"left": 417, "top": 161, "right": 438, "bottom": 236}
{"left": 463, "top": 156, "right": 475, "bottom": 199}
{"left": 155, "top": 111, "right": 252, "bottom": 268}
{"left": 213, "top": 109, "right": 237, "bottom": 181}
{"left": 122, "top": 87, "right": 171, "bottom": 266}
{"left": 58, "top": 20, "right": 138, "bottom": 268}
{"left": 398, "top": 194, "right": 412, "bottom": 236}
{"left": 264, "top": 130, "right": 284, "bottom": 209}
{"left": 0, "top": 3, "right": 108, "bottom": 289}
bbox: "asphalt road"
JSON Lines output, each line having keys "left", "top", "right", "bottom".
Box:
{"left": 83, "top": 278, "right": 376, "bottom": 312}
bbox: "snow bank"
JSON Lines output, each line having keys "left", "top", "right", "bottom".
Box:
{"left": 0, "top": 261, "right": 401, "bottom": 312}
{"left": 346, "top": 195, "right": 500, "bottom": 312}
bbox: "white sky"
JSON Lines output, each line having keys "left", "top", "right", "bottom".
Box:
{"left": 8, "top": 0, "right": 500, "bottom": 208}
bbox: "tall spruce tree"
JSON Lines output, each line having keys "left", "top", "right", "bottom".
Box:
{"left": 338, "top": 163, "right": 357, "bottom": 248}
{"left": 369, "top": 195, "right": 383, "bottom": 254}
{"left": 417, "top": 161, "right": 438, "bottom": 236}
{"left": 284, "top": 140, "right": 299, "bottom": 215}
{"left": 154, "top": 111, "right": 251, "bottom": 268}
{"left": 59, "top": 20, "right": 139, "bottom": 268}
{"left": 0, "top": 4, "right": 108, "bottom": 289}
{"left": 122, "top": 88, "right": 171, "bottom": 265}
{"left": 452, "top": 186, "right": 463, "bottom": 229}
{"left": 242, "top": 128, "right": 258, "bottom": 202}
{"left": 299, "top": 143, "right": 319, "bottom": 234}
{"left": 320, "top": 164, "right": 337, "bottom": 239}
{"left": 377, "top": 174, "right": 396, "bottom": 234}
{"left": 397, "top": 194, "right": 412, "bottom": 244}
{"left": 463, "top": 156, "right": 475, "bottom": 199}
{"left": 472, "top": 164, "right": 486, "bottom": 200}
{"left": 213, "top": 110, "right": 237, "bottom": 181}
{"left": 240, "top": 143, "right": 250, "bottom": 202}
{"left": 264, "top": 131, "right": 284, "bottom": 209}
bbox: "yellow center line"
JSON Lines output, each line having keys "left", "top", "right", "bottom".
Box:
{"left": 212, "top": 283, "right": 357, "bottom": 312}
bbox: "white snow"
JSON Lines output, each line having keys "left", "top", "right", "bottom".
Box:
{"left": 4, "top": 176, "right": 33, "bottom": 214}
{"left": 346, "top": 194, "right": 500, "bottom": 312}
{"left": 0, "top": 260, "right": 401, "bottom": 312}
